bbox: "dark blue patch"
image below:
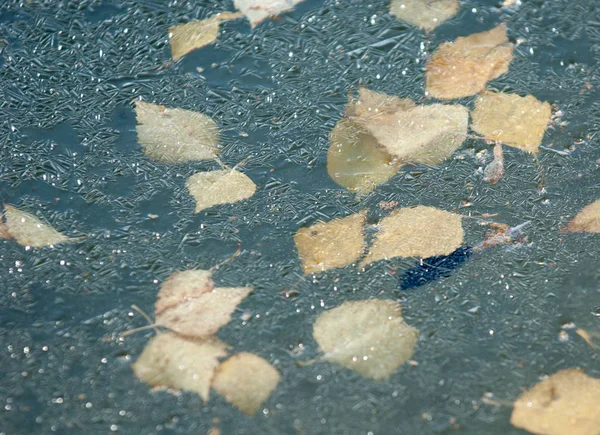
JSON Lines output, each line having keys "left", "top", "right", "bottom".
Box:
{"left": 399, "top": 246, "right": 474, "bottom": 290}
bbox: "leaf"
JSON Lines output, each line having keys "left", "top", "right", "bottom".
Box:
{"left": 186, "top": 169, "right": 257, "bottom": 214}
{"left": 132, "top": 332, "right": 228, "bottom": 403}
{"left": 564, "top": 199, "right": 600, "bottom": 233}
{"left": 2, "top": 205, "right": 73, "bottom": 248}
{"left": 471, "top": 90, "right": 552, "bottom": 154}
{"left": 169, "top": 12, "right": 243, "bottom": 61}
{"left": 155, "top": 269, "right": 215, "bottom": 314}
{"left": 311, "top": 299, "right": 419, "bottom": 380}
{"left": 510, "top": 369, "right": 600, "bottom": 435}
{"left": 212, "top": 352, "right": 280, "bottom": 415}
{"left": 294, "top": 211, "right": 366, "bottom": 275}
{"left": 135, "top": 100, "right": 219, "bottom": 163}
{"left": 389, "top": 0, "right": 460, "bottom": 31}
{"left": 234, "top": 0, "right": 307, "bottom": 28}
{"left": 425, "top": 24, "right": 514, "bottom": 99}
{"left": 362, "top": 206, "right": 464, "bottom": 266}
{"left": 483, "top": 143, "right": 504, "bottom": 184}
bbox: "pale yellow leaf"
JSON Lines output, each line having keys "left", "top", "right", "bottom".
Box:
{"left": 186, "top": 169, "right": 257, "bottom": 214}
{"left": 155, "top": 269, "right": 215, "bottom": 314}
{"left": 312, "top": 299, "right": 419, "bottom": 380}
{"left": 362, "top": 205, "right": 463, "bottom": 266}
{"left": 234, "top": 0, "right": 307, "bottom": 28}
{"left": 471, "top": 90, "right": 552, "bottom": 154}
{"left": 294, "top": 211, "right": 366, "bottom": 275}
{"left": 510, "top": 369, "right": 600, "bottom": 435}
{"left": 135, "top": 100, "right": 219, "bottom": 163}
{"left": 564, "top": 199, "right": 600, "bottom": 233}
{"left": 390, "top": 0, "right": 460, "bottom": 31}
{"left": 2, "top": 205, "right": 72, "bottom": 248}
{"left": 169, "top": 12, "right": 243, "bottom": 61}
{"left": 132, "top": 332, "right": 228, "bottom": 403}
{"left": 425, "top": 24, "right": 514, "bottom": 99}
{"left": 212, "top": 352, "right": 280, "bottom": 415}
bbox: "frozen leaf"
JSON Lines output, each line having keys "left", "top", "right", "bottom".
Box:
{"left": 390, "top": 0, "right": 460, "bottom": 31}
{"left": 133, "top": 332, "right": 228, "bottom": 403}
{"left": 425, "top": 24, "right": 514, "bottom": 99}
{"left": 471, "top": 90, "right": 552, "bottom": 154}
{"left": 510, "top": 369, "right": 600, "bottom": 435}
{"left": 311, "top": 299, "right": 419, "bottom": 380}
{"left": 483, "top": 143, "right": 504, "bottom": 184}
{"left": 155, "top": 269, "right": 215, "bottom": 314}
{"left": 564, "top": 199, "right": 600, "bottom": 233}
{"left": 169, "top": 12, "right": 243, "bottom": 61}
{"left": 186, "top": 169, "right": 257, "bottom": 214}
{"left": 234, "top": 0, "right": 307, "bottom": 28}
{"left": 212, "top": 352, "right": 280, "bottom": 415}
{"left": 362, "top": 206, "right": 463, "bottom": 266}
{"left": 294, "top": 211, "right": 366, "bottom": 275}
{"left": 135, "top": 100, "right": 219, "bottom": 163}
{"left": 2, "top": 205, "right": 73, "bottom": 248}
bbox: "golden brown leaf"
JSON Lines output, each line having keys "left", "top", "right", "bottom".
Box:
{"left": 294, "top": 211, "right": 366, "bottom": 275}
{"left": 234, "top": 0, "right": 307, "bottom": 28}
{"left": 510, "top": 369, "right": 600, "bottom": 435}
{"left": 564, "top": 199, "right": 600, "bottom": 233}
{"left": 311, "top": 299, "right": 419, "bottom": 380}
{"left": 390, "top": 0, "right": 460, "bottom": 31}
{"left": 212, "top": 352, "right": 280, "bottom": 415}
{"left": 470, "top": 90, "right": 552, "bottom": 154}
{"left": 425, "top": 24, "right": 514, "bottom": 99}
{"left": 186, "top": 169, "right": 257, "bottom": 214}
{"left": 2, "top": 205, "right": 72, "bottom": 248}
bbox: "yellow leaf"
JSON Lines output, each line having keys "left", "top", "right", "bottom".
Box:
{"left": 2, "top": 205, "right": 73, "bottom": 248}
{"left": 510, "top": 369, "right": 600, "bottom": 435}
{"left": 564, "top": 199, "right": 600, "bottom": 233}
{"left": 133, "top": 332, "right": 228, "bottom": 403}
{"left": 471, "top": 90, "right": 552, "bottom": 154}
{"left": 390, "top": 0, "right": 460, "bottom": 31}
{"left": 155, "top": 269, "right": 215, "bottom": 314}
{"left": 294, "top": 211, "right": 366, "bottom": 275}
{"left": 234, "top": 0, "right": 308, "bottom": 28}
{"left": 425, "top": 24, "right": 514, "bottom": 99}
{"left": 312, "top": 299, "right": 419, "bottom": 380}
{"left": 212, "top": 352, "right": 280, "bottom": 415}
{"left": 186, "top": 169, "right": 257, "bottom": 214}
{"left": 362, "top": 205, "right": 463, "bottom": 266}
{"left": 135, "top": 100, "right": 219, "bottom": 163}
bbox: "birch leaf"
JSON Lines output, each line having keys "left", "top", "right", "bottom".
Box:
{"left": 135, "top": 100, "right": 219, "bottom": 163}
{"left": 362, "top": 206, "right": 463, "bottom": 266}
{"left": 311, "top": 299, "right": 419, "bottom": 380}
{"left": 564, "top": 199, "right": 600, "bottom": 233}
{"left": 234, "top": 0, "right": 307, "bottom": 28}
{"left": 510, "top": 369, "right": 600, "bottom": 435}
{"left": 212, "top": 352, "right": 280, "bottom": 415}
{"left": 425, "top": 24, "right": 514, "bottom": 99}
{"left": 294, "top": 211, "right": 366, "bottom": 275}
{"left": 390, "top": 0, "right": 460, "bottom": 31}
{"left": 155, "top": 269, "right": 215, "bottom": 314}
{"left": 2, "top": 205, "right": 72, "bottom": 248}
{"left": 132, "top": 332, "right": 228, "bottom": 403}
{"left": 186, "top": 169, "right": 257, "bottom": 214}
{"left": 169, "top": 12, "right": 243, "bottom": 61}
{"left": 471, "top": 90, "right": 552, "bottom": 154}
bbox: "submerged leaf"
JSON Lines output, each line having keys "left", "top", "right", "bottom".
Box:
{"left": 426, "top": 24, "right": 514, "bottom": 99}
{"left": 294, "top": 211, "right": 366, "bottom": 275}
{"left": 311, "top": 299, "right": 419, "bottom": 380}
{"left": 212, "top": 352, "right": 280, "bottom": 415}
{"left": 510, "top": 369, "right": 600, "bottom": 435}
{"left": 390, "top": 0, "right": 460, "bottom": 31}
{"left": 234, "top": 0, "right": 307, "bottom": 28}
{"left": 133, "top": 332, "right": 228, "bottom": 403}
{"left": 186, "top": 169, "right": 257, "bottom": 214}
{"left": 155, "top": 269, "right": 215, "bottom": 314}
{"left": 135, "top": 100, "right": 219, "bottom": 163}
{"left": 483, "top": 143, "right": 505, "bottom": 184}
{"left": 471, "top": 90, "right": 552, "bottom": 153}
{"left": 564, "top": 199, "right": 600, "bottom": 233}
{"left": 362, "top": 206, "right": 464, "bottom": 266}
{"left": 2, "top": 205, "right": 72, "bottom": 248}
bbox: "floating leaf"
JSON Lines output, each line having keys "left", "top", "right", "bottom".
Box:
{"left": 483, "top": 143, "right": 504, "bottom": 184}
{"left": 212, "top": 352, "right": 280, "bottom": 415}
{"left": 425, "top": 24, "right": 514, "bottom": 99}
{"left": 564, "top": 199, "right": 600, "bottom": 233}
{"left": 234, "top": 0, "right": 307, "bottom": 28}
{"left": 390, "top": 0, "right": 460, "bottom": 31}
{"left": 362, "top": 206, "right": 463, "bottom": 266}
{"left": 135, "top": 100, "right": 219, "bottom": 163}
{"left": 2, "top": 205, "right": 73, "bottom": 248}
{"left": 133, "top": 332, "right": 228, "bottom": 403}
{"left": 169, "top": 12, "right": 243, "bottom": 61}
{"left": 155, "top": 269, "right": 215, "bottom": 314}
{"left": 510, "top": 369, "right": 600, "bottom": 435}
{"left": 471, "top": 90, "right": 552, "bottom": 154}
{"left": 311, "top": 299, "right": 419, "bottom": 380}
{"left": 186, "top": 169, "right": 257, "bottom": 214}
{"left": 294, "top": 211, "right": 366, "bottom": 275}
